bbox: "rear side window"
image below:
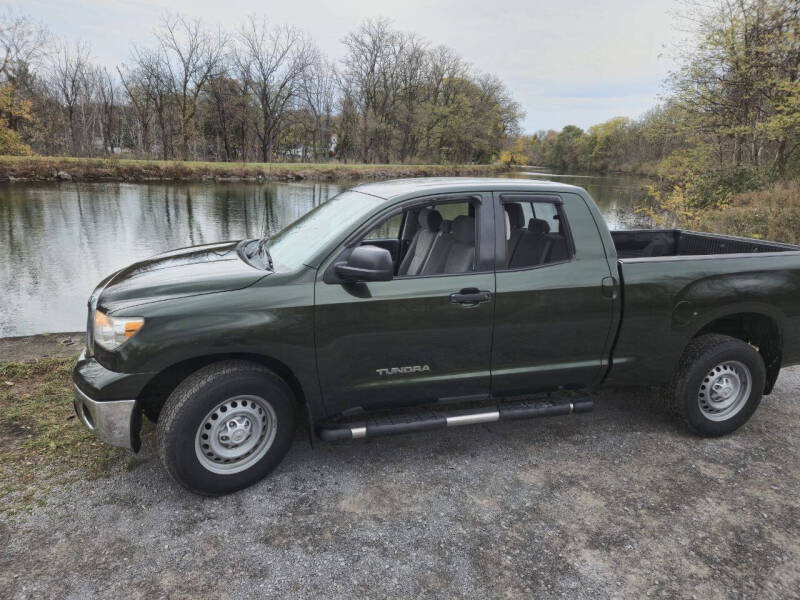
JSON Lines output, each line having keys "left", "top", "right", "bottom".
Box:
{"left": 502, "top": 199, "right": 572, "bottom": 269}
{"left": 531, "top": 202, "right": 561, "bottom": 234}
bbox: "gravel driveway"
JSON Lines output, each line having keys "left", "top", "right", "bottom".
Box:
{"left": 2, "top": 368, "right": 799, "bottom": 599}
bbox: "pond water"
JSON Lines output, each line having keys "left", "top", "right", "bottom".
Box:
{"left": 0, "top": 171, "right": 648, "bottom": 337}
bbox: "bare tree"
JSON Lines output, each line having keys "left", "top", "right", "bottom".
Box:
{"left": 118, "top": 61, "right": 156, "bottom": 156}
{"left": 94, "top": 66, "right": 119, "bottom": 154}
{"left": 50, "top": 40, "right": 91, "bottom": 155}
{"left": 340, "top": 18, "right": 404, "bottom": 162}
{"left": 0, "top": 9, "right": 48, "bottom": 84}
{"left": 127, "top": 45, "right": 176, "bottom": 159}
{"left": 236, "top": 16, "right": 312, "bottom": 162}
{"left": 300, "top": 49, "right": 337, "bottom": 161}
{"left": 155, "top": 15, "right": 226, "bottom": 160}
{"left": 206, "top": 68, "right": 250, "bottom": 161}
{"left": 392, "top": 32, "right": 427, "bottom": 162}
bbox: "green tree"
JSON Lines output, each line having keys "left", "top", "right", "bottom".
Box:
{"left": 587, "top": 117, "right": 632, "bottom": 170}
{"left": 0, "top": 82, "right": 32, "bottom": 155}
{"left": 549, "top": 125, "right": 589, "bottom": 170}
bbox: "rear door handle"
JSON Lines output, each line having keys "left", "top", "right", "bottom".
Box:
{"left": 450, "top": 288, "right": 492, "bottom": 305}
{"left": 601, "top": 276, "right": 617, "bottom": 299}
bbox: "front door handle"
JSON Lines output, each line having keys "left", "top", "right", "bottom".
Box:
{"left": 450, "top": 288, "right": 492, "bottom": 305}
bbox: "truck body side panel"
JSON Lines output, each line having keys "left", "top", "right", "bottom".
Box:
{"left": 606, "top": 253, "right": 800, "bottom": 386}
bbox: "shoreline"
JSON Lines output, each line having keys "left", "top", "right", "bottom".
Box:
{"left": 0, "top": 332, "right": 84, "bottom": 362}
{"left": 0, "top": 156, "right": 508, "bottom": 184}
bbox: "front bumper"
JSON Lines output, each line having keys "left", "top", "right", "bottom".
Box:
{"left": 72, "top": 349, "right": 153, "bottom": 451}
{"left": 73, "top": 383, "right": 142, "bottom": 452}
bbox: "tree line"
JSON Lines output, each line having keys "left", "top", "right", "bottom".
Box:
{"left": 0, "top": 13, "right": 523, "bottom": 164}
{"left": 507, "top": 0, "right": 800, "bottom": 202}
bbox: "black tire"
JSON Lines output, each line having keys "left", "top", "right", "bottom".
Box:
{"left": 157, "top": 360, "right": 295, "bottom": 495}
{"left": 666, "top": 334, "right": 765, "bottom": 437}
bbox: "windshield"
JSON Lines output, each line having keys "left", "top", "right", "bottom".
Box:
{"left": 265, "top": 190, "right": 384, "bottom": 269}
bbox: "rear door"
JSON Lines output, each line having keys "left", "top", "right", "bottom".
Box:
{"left": 314, "top": 193, "right": 496, "bottom": 416}
{"left": 490, "top": 192, "right": 617, "bottom": 396}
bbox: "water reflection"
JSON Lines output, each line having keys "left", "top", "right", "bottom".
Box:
{"left": 0, "top": 174, "right": 647, "bottom": 336}
{"left": 0, "top": 181, "right": 345, "bottom": 336}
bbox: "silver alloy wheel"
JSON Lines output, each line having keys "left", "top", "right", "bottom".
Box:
{"left": 195, "top": 395, "right": 277, "bottom": 474}
{"left": 697, "top": 360, "right": 752, "bottom": 421}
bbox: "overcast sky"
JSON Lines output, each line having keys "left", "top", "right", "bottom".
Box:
{"left": 15, "top": 0, "right": 686, "bottom": 133}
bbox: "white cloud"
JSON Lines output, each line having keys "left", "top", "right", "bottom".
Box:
{"left": 19, "top": 0, "right": 683, "bottom": 131}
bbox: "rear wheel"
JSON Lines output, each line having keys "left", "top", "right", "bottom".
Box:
{"left": 666, "top": 334, "right": 766, "bottom": 437}
{"left": 157, "top": 361, "right": 295, "bottom": 495}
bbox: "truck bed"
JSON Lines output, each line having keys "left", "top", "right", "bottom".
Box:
{"left": 611, "top": 229, "right": 800, "bottom": 259}
{"left": 605, "top": 228, "right": 800, "bottom": 389}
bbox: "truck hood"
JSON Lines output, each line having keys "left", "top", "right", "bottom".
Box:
{"left": 97, "top": 241, "right": 269, "bottom": 313}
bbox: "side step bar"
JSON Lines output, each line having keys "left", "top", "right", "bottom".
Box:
{"left": 318, "top": 397, "right": 594, "bottom": 442}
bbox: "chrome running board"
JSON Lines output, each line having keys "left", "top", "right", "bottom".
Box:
{"left": 318, "top": 397, "right": 594, "bottom": 441}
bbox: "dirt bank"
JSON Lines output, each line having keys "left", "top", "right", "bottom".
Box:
{"left": 0, "top": 156, "right": 507, "bottom": 184}
{"left": 0, "top": 332, "right": 83, "bottom": 362}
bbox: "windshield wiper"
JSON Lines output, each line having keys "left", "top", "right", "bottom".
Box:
{"left": 247, "top": 237, "right": 274, "bottom": 271}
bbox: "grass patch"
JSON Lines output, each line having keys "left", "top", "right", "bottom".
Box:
{"left": 0, "top": 357, "right": 127, "bottom": 514}
{"left": 0, "top": 155, "right": 507, "bottom": 183}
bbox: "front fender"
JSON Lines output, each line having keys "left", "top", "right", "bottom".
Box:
{"left": 92, "top": 269, "right": 327, "bottom": 418}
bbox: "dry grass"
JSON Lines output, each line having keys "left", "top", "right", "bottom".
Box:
{"left": 694, "top": 181, "right": 800, "bottom": 244}
{"left": 0, "top": 357, "right": 134, "bottom": 514}
{"left": 0, "top": 155, "right": 506, "bottom": 183}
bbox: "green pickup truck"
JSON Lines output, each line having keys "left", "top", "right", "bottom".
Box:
{"left": 73, "top": 178, "right": 800, "bottom": 494}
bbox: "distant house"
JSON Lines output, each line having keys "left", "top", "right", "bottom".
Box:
{"left": 91, "top": 137, "right": 123, "bottom": 154}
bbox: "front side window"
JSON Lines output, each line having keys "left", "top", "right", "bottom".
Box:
{"left": 360, "top": 199, "right": 479, "bottom": 277}
{"left": 364, "top": 212, "right": 404, "bottom": 240}
{"left": 502, "top": 200, "right": 572, "bottom": 269}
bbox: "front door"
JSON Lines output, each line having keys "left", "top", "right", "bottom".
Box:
{"left": 314, "top": 194, "right": 495, "bottom": 416}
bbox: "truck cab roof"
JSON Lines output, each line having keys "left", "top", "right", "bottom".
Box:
{"left": 352, "top": 177, "right": 584, "bottom": 201}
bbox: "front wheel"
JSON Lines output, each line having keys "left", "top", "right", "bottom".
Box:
{"left": 157, "top": 361, "right": 295, "bottom": 495}
{"left": 666, "top": 334, "right": 766, "bottom": 437}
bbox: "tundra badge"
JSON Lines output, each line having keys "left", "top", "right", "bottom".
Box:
{"left": 376, "top": 365, "right": 431, "bottom": 376}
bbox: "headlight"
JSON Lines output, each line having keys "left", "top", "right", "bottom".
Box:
{"left": 93, "top": 310, "right": 144, "bottom": 351}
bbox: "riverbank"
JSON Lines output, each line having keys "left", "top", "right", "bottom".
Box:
{"left": 0, "top": 155, "right": 507, "bottom": 183}
{"left": 0, "top": 332, "right": 83, "bottom": 362}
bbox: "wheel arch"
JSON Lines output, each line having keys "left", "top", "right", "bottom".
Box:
{"left": 690, "top": 311, "right": 782, "bottom": 394}
{"left": 137, "top": 352, "right": 310, "bottom": 422}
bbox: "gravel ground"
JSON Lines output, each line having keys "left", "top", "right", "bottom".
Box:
{"left": 1, "top": 367, "right": 799, "bottom": 599}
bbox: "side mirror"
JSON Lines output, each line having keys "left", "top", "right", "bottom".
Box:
{"left": 335, "top": 245, "right": 394, "bottom": 282}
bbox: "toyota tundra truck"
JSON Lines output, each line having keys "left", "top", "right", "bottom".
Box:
{"left": 72, "top": 178, "right": 800, "bottom": 495}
